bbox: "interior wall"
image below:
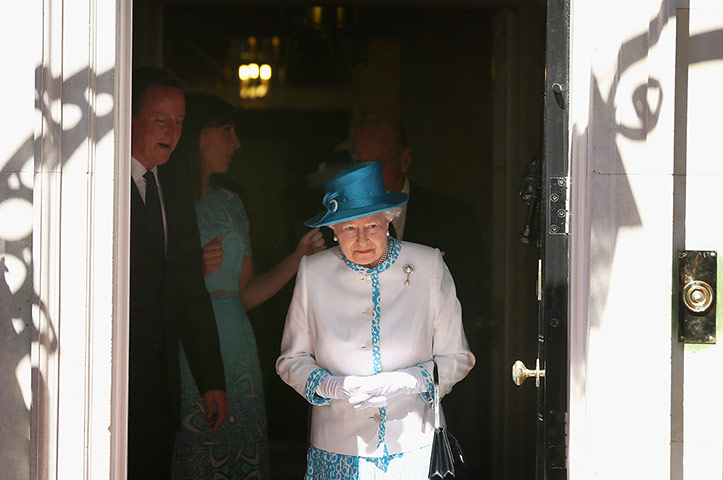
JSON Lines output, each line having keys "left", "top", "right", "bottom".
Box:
{"left": 490, "top": 6, "right": 546, "bottom": 480}
{"left": 230, "top": 110, "right": 352, "bottom": 474}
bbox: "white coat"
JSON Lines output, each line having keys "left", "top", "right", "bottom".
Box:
{"left": 276, "top": 239, "right": 475, "bottom": 457}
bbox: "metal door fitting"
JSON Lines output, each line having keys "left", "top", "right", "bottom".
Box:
{"left": 678, "top": 250, "right": 717, "bottom": 344}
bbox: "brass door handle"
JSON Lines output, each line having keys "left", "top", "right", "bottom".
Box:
{"left": 512, "top": 359, "right": 546, "bottom": 387}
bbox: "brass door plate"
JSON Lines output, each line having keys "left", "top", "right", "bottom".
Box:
{"left": 678, "top": 250, "right": 717, "bottom": 344}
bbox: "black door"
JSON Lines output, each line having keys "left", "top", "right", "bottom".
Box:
{"left": 540, "top": 0, "right": 569, "bottom": 477}
{"left": 513, "top": 0, "right": 569, "bottom": 478}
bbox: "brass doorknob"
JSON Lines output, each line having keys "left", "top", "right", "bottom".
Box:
{"left": 512, "top": 359, "right": 545, "bottom": 387}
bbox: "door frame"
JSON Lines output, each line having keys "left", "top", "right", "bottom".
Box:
{"left": 112, "top": 0, "right": 133, "bottom": 478}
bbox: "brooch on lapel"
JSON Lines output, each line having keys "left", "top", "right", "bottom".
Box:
{"left": 403, "top": 264, "right": 415, "bottom": 287}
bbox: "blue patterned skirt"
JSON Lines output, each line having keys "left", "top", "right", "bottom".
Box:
{"left": 305, "top": 445, "right": 432, "bottom": 480}
{"left": 172, "top": 295, "right": 270, "bottom": 480}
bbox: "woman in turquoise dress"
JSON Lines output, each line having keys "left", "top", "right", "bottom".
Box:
{"left": 167, "top": 93, "right": 324, "bottom": 479}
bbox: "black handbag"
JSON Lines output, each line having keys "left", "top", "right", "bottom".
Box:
{"left": 428, "top": 363, "right": 467, "bottom": 479}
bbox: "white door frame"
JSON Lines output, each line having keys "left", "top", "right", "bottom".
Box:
{"left": 112, "top": 0, "right": 133, "bottom": 477}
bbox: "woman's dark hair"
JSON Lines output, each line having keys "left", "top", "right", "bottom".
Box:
{"left": 169, "top": 92, "right": 238, "bottom": 200}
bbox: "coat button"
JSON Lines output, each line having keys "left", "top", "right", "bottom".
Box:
{"left": 373, "top": 413, "right": 381, "bottom": 422}
{"left": 361, "top": 342, "right": 372, "bottom": 350}
{"left": 363, "top": 308, "right": 374, "bottom": 318}
{"left": 363, "top": 274, "right": 372, "bottom": 283}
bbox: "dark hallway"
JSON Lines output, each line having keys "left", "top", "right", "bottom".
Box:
{"left": 134, "top": 1, "right": 545, "bottom": 478}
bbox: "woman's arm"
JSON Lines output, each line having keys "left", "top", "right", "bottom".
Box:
{"left": 239, "top": 228, "right": 324, "bottom": 311}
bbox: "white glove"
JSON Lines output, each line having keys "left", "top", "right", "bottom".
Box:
{"left": 351, "top": 395, "right": 389, "bottom": 410}
{"left": 354, "top": 367, "right": 426, "bottom": 401}
{"left": 316, "top": 375, "right": 372, "bottom": 404}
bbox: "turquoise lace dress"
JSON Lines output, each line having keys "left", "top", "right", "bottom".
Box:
{"left": 172, "top": 187, "right": 271, "bottom": 480}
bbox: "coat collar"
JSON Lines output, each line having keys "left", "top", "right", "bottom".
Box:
{"left": 338, "top": 238, "right": 402, "bottom": 274}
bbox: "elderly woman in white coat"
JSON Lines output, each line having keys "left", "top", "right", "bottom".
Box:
{"left": 276, "top": 161, "right": 475, "bottom": 480}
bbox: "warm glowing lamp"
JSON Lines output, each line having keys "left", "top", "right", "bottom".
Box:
{"left": 260, "top": 64, "right": 272, "bottom": 81}
{"left": 238, "top": 65, "right": 250, "bottom": 81}
{"left": 249, "top": 63, "right": 260, "bottom": 79}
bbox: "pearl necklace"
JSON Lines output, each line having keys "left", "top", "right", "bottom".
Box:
{"left": 364, "top": 239, "right": 390, "bottom": 269}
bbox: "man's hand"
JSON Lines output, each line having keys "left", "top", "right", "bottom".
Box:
{"left": 202, "top": 235, "right": 224, "bottom": 276}
{"left": 202, "top": 389, "right": 228, "bottom": 431}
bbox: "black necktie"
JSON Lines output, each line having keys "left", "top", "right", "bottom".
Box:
{"left": 143, "top": 170, "right": 165, "bottom": 257}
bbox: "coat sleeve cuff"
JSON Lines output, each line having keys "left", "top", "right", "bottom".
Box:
{"left": 304, "top": 368, "right": 332, "bottom": 405}
{"left": 417, "top": 363, "right": 434, "bottom": 404}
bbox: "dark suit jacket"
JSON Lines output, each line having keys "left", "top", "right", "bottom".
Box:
{"left": 404, "top": 180, "right": 490, "bottom": 468}
{"left": 129, "top": 168, "right": 225, "bottom": 434}
{"left": 403, "top": 180, "right": 485, "bottom": 324}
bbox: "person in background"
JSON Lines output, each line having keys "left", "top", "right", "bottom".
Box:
{"left": 277, "top": 161, "right": 475, "bottom": 480}
{"left": 163, "top": 92, "right": 324, "bottom": 479}
{"left": 350, "top": 114, "right": 485, "bottom": 321}
{"left": 129, "top": 68, "right": 227, "bottom": 479}
{"left": 350, "top": 114, "right": 488, "bottom": 470}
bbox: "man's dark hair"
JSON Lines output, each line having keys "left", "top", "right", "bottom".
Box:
{"left": 132, "top": 67, "right": 185, "bottom": 117}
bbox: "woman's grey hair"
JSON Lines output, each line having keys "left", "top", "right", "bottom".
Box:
{"left": 382, "top": 207, "right": 402, "bottom": 222}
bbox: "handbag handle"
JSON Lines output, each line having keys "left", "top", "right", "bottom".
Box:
{"left": 432, "top": 361, "right": 441, "bottom": 429}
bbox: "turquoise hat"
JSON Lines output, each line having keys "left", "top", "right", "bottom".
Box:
{"left": 304, "top": 161, "right": 408, "bottom": 227}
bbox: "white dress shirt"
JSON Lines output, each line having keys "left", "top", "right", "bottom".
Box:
{"left": 276, "top": 239, "right": 475, "bottom": 457}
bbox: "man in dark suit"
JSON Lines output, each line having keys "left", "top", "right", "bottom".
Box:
{"left": 128, "top": 67, "right": 227, "bottom": 479}
{"left": 350, "top": 114, "right": 484, "bottom": 319}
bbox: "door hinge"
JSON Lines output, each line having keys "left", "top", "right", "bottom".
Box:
{"left": 549, "top": 177, "right": 569, "bottom": 235}
{"left": 546, "top": 410, "right": 567, "bottom": 470}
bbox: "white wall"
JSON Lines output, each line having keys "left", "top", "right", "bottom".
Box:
{"left": 674, "top": 1, "right": 723, "bottom": 478}
{"left": 569, "top": 0, "right": 678, "bottom": 478}
{"left": 571, "top": 0, "right": 723, "bottom": 478}
{"left": 0, "top": 0, "right": 131, "bottom": 478}
{"left": 0, "top": 0, "right": 40, "bottom": 476}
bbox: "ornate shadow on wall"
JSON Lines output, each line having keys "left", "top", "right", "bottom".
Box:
{"left": 0, "top": 64, "right": 115, "bottom": 478}
{"left": 584, "top": 4, "right": 671, "bottom": 330}
{"left": 572, "top": 1, "right": 723, "bottom": 468}
{"left": 579, "top": 4, "right": 723, "bottom": 344}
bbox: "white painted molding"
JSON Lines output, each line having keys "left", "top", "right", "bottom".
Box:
{"left": 31, "top": 0, "right": 64, "bottom": 476}
{"left": 111, "top": 0, "right": 132, "bottom": 478}
{"left": 30, "top": 0, "right": 129, "bottom": 478}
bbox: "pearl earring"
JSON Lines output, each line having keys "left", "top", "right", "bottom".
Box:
{"left": 386, "top": 231, "right": 390, "bottom": 236}
{"left": 333, "top": 235, "right": 338, "bottom": 242}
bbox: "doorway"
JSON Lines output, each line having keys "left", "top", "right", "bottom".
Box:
{"left": 133, "top": 2, "right": 545, "bottom": 478}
